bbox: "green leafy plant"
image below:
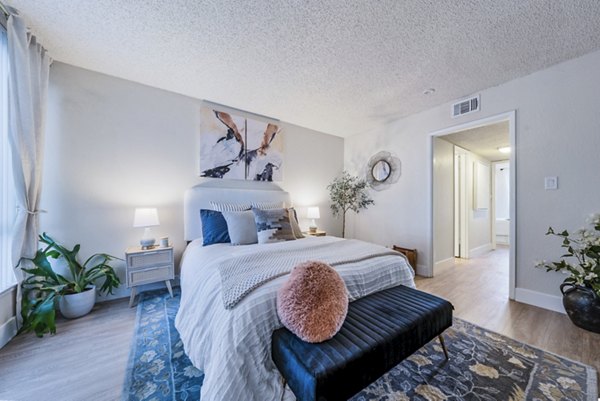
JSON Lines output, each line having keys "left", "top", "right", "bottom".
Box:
{"left": 19, "top": 233, "right": 121, "bottom": 337}
{"left": 536, "top": 214, "right": 600, "bottom": 297}
{"left": 327, "top": 171, "right": 374, "bottom": 238}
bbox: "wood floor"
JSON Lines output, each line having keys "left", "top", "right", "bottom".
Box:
{"left": 415, "top": 246, "right": 600, "bottom": 392}
{"left": 0, "top": 246, "right": 598, "bottom": 400}
{"left": 0, "top": 297, "right": 136, "bottom": 401}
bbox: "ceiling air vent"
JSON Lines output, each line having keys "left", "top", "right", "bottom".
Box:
{"left": 452, "top": 95, "right": 480, "bottom": 118}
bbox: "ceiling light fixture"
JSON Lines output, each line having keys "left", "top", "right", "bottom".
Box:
{"left": 498, "top": 146, "right": 511, "bottom": 154}
{"left": 423, "top": 88, "right": 436, "bottom": 95}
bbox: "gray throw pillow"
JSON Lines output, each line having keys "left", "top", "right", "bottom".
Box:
{"left": 253, "top": 208, "right": 296, "bottom": 244}
{"left": 221, "top": 210, "right": 258, "bottom": 245}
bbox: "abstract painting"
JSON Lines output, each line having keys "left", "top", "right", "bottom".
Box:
{"left": 199, "top": 107, "right": 283, "bottom": 181}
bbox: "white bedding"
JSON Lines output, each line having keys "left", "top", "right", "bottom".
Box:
{"left": 175, "top": 236, "right": 416, "bottom": 401}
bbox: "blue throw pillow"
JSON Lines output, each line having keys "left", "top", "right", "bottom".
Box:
{"left": 200, "top": 209, "right": 230, "bottom": 246}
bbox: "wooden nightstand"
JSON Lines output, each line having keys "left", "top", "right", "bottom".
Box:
{"left": 304, "top": 230, "right": 326, "bottom": 237}
{"left": 126, "top": 246, "right": 174, "bottom": 307}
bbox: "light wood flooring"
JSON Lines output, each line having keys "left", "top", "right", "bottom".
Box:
{"left": 0, "top": 246, "right": 598, "bottom": 400}
{"left": 415, "top": 246, "right": 600, "bottom": 392}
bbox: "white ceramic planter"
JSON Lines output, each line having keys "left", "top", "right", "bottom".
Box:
{"left": 59, "top": 286, "right": 96, "bottom": 319}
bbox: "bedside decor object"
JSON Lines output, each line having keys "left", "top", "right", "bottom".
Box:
{"left": 133, "top": 208, "right": 160, "bottom": 249}
{"left": 126, "top": 246, "right": 174, "bottom": 307}
{"left": 18, "top": 233, "right": 121, "bottom": 337}
{"left": 160, "top": 237, "right": 169, "bottom": 247}
{"left": 536, "top": 214, "right": 600, "bottom": 333}
{"left": 327, "top": 171, "right": 374, "bottom": 238}
{"left": 307, "top": 207, "right": 320, "bottom": 233}
{"left": 365, "top": 151, "right": 401, "bottom": 191}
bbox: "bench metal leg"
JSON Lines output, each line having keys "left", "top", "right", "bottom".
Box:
{"left": 438, "top": 335, "right": 449, "bottom": 360}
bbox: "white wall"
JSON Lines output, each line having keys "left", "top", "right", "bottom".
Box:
{"left": 495, "top": 162, "right": 510, "bottom": 220}
{"left": 432, "top": 138, "right": 454, "bottom": 268}
{"left": 41, "top": 62, "right": 344, "bottom": 301}
{"left": 467, "top": 153, "right": 492, "bottom": 255}
{"left": 345, "top": 48, "right": 600, "bottom": 310}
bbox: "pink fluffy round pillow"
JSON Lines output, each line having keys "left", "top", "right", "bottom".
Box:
{"left": 277, "top": 261, "right": 349, "bottom": 343}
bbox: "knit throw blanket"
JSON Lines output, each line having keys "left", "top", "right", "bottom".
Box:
{"left": 219, "top": 239, "right": 405, "bottom": 309}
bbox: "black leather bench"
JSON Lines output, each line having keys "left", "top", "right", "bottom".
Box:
{"left": 271, "top": 285, "right": 453, "bottom": 401}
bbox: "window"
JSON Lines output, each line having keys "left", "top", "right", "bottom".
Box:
{"left": 0, "top": 24, "right": 16, "bottom": 291}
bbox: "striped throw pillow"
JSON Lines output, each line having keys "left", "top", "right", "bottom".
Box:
{"left": 210, "top": 201, "right": 251, "bottom": 212}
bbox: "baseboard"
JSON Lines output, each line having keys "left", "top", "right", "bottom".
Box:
{"left": 514, "top": 287, "right": 565, "bottom": 314}
{"left": 469, "top": 243, "right": 493, "bottom": 257}
{"left": 434, "top": 257, "right": 455, "bottom": 270}
{"left": 0, "top": 316, "right": 17, "bottom": 349}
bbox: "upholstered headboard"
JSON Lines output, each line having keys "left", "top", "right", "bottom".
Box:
{"left": 184, "top": 181, "right": 291, "bottom": 242}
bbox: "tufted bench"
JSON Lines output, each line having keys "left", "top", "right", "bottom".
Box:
{"left": 271, "top": 285, "right": 453, "bottom": 401}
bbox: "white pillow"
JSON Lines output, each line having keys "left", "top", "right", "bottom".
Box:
{"left": 221, "top": 210, "right": 258, "bottom": 245}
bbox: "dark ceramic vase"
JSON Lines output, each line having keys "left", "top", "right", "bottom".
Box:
{"left": 560, "top": 283, "right": 600, "bottom": 334}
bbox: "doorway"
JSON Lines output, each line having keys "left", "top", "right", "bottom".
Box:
{"left": 430, "top": 111, "right": 516, "bottom": 299}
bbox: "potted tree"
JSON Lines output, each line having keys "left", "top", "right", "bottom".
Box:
{"left": 327, "top": 171, "right": 374, "bottom": 238}
{"left": 537, "top": 214, "right": 600, "bottom": 333}
{"left": 19, "top": 233, "right": 121, "bottom": 337}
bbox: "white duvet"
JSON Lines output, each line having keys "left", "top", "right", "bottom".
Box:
{"left": 175, "top": 236, "right": 416, "bottom": 401}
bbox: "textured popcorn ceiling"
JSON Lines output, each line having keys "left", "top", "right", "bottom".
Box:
{"left": 8, "top": 1, "right": 600, "bottom": 137}
{"left": 441, "top": 121, "right": 509, "bottom": 162}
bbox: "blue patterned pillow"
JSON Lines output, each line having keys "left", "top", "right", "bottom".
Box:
{"left": 200, "top": 209, "right": 230, "bottom": 246}
{"left": 252, "top": 208, "right": 296, "bottom": 244}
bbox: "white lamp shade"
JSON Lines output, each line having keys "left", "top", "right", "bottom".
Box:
{"left": 306, "top": 207, "right": 320, "bottom": 219}
{"left": 133, "top": 208, "right": 160, "bottom": 227}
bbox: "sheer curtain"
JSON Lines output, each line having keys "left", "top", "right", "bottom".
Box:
{"left": 7, "top": 9, "right": 51, "bottom": 326}
{"left": 0, "top": 21, "right": 16, "bottom": 292}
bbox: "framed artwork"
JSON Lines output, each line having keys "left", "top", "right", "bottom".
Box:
{"left": 199, "top": 107, "right": 283, "bottom": 181}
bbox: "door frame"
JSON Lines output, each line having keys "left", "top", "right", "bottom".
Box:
{"left": 429, "top": 111, "right": 516, "bottom": 299}
{"left": 454, "top": 146, "right": 469, "bottom": 259}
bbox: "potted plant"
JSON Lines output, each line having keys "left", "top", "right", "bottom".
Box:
{"left": 327, "top": 171, "right": 374, "bottom": 238}
{"left": 537, "top": 214, "right": 600, "bottom": 333}
{"left": 19, "top": 233, "right": 121, "bottom": 337}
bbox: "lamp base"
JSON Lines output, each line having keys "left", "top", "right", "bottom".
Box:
{"left": 140, "top": 238, "right": 156, "bottom": 249}
{"left": 309, "top": 226, "right": 317, "bottom": 234}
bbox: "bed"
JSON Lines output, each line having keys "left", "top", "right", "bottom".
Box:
{"left": 174, "top": 183, "right": 416, "bottom": 401}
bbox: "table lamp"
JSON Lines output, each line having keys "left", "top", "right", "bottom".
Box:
{"left": 133, "top": 208, "right": 160, "bottom": 249}
{"left": 307, "top": 206, "right": 320, "bottom": 233}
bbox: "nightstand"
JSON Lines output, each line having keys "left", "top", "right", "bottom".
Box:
{"left": 304, "top": 230, "right": 326, "bottom": 237}
{"left": 126, "top": 246, "right": 174, "bottom": 307}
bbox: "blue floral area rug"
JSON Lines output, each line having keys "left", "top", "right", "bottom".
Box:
{"left": 122, "top": 288, "right": 202, "bottom": 401}
{"left": 123, "top": 289, "right": 597, "bottom": 401}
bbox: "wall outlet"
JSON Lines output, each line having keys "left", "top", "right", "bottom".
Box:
{"left": 544, "top": 176, "right": 558, "bottom": 190}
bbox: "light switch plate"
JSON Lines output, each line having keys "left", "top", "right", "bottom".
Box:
{"left": 544, "top": 176, "right": 558, "bottom": 190}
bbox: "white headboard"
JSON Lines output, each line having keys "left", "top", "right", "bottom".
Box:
{"left": 184, "top": 181, "right": 291, "bottom": 241}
